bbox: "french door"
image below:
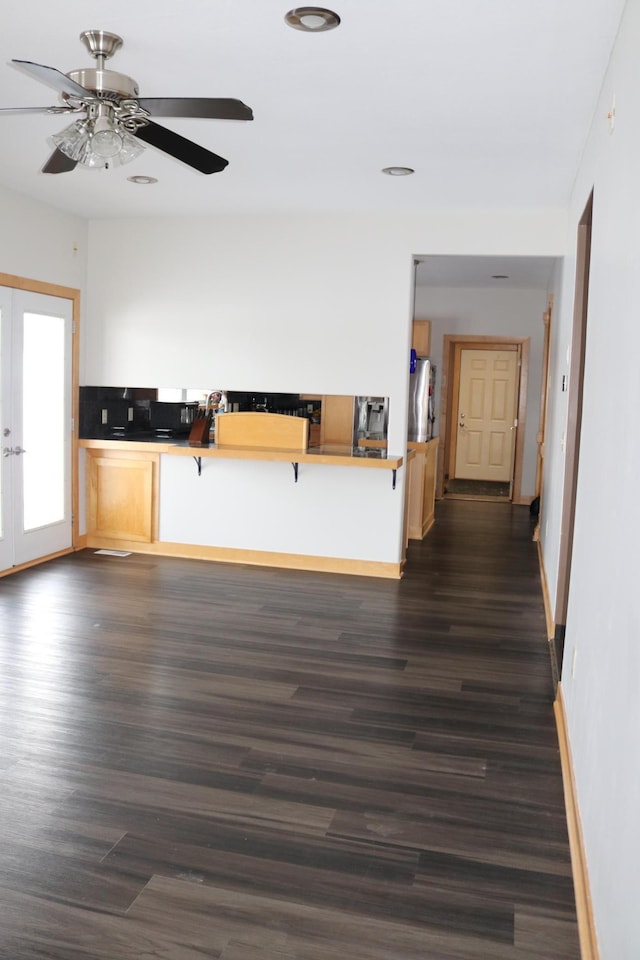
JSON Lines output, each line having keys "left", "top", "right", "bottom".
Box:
{"left": 0, "top": 285, "right": 73, "bottom": 572}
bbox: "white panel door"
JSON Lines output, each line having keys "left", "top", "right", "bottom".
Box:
{"left": 0, "top": 286, "right": 73, "bottom": 571}
{"left": 454, "top": 348, "right": 518, "bottom": 482}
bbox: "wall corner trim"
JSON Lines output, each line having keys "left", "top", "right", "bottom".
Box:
{"left": 537, "top": 539, "right": 554, "bottom": 641}
{"left": 554, "top": 684, "right": 600, "bottom": 960}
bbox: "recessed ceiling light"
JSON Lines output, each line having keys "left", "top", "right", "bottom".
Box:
{"left": 382, "top": 166, "right": 415, "bottom": 176}
{"left": 285, "top": 7, "right": 341, "bottom": 31}
{"left": 127, "top": 175, "right": 158, "bottom": 185}
{"left": 491, "top": 274, "right": 509, "bottom": 279}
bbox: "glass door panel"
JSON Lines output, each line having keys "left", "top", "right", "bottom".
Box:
{"left": 22, "top": 312, "right": 66, "bottom": 530}
{"left": 0, "top": 286, "right": 73, "bottom": 572}
{"left": 0, "top": 287, "right": 13, "bottom": 570}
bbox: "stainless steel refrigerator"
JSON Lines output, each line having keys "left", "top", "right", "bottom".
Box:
{"left": 408, "top": 358, "right": 435, "bottom": 442}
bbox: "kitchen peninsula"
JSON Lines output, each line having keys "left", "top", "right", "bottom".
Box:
{"left": 80, "top": 412, "right": 409, "bottom": 579}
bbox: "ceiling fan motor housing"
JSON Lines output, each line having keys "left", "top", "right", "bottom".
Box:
{"left": 66, "top": 68, "right": 139, "bottom": 101}
{"left": 68, "top": 31, "right": 138, "bottom": 102}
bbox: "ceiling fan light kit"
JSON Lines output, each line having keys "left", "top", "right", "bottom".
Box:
{"left": 2, "top": 29, "right": 254, "bottom": 175}
{"left": 285, "top": 7, "right": 341, "bottom": 32}
{"left": 50, "top": 118, "right": 145, "bottom": 170}
{"left": 49, "top": 99, "right": 146, "bottom": 169}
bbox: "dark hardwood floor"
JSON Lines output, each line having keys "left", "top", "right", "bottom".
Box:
{"left": 0, "top": 500, "right": 579, "bottom": 959}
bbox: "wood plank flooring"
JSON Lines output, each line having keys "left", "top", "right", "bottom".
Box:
{"left": 0, "top": 500, "right": 579, "bottom": 958}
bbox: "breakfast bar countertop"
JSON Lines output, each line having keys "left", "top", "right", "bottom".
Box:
{"left": 78, "top": 436, "right": 406, "bottom": 470}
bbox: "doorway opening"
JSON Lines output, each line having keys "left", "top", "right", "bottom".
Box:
{"left": 437, "top": 336, "right": 529, "bottom": 504}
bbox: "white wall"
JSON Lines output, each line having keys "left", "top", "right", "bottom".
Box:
{"left": 540, "top": 0, "right": 640, "bottom": 955}
{"left": 85, "top": 214, "right": 414, "bottom": 440}
{"left": 0, "top": 184, "right": 87, "bottom": 292}
{"left": 84, "top": 210, "right": 567, "bottom": 428}
{"left": 84, "top": 210, "right": 565, "bottom": 564}
{"left": 413, "top": 285, "right": 550, "bottom": 498}
{"left": 159, "top": 456, "right": 401, "bottom": 562}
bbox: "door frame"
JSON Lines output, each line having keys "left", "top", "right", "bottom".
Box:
{"left": 0, "top": 272, "right": 81, "bottom": 575}
{"left": 437, "top": 335, "right": 530, "bottom": 504}
{"left": 532, "top": 294, "right": 554, "bottom": 541}
{"left": 553, "top": 192, "right": 593, "bottom": 673}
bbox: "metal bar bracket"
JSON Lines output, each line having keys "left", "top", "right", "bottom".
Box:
{"left": 193, "top": 456, "right": 202, "bottom": 477}
{"left": 291, "top": 462, "right": 299, "bottom": 483}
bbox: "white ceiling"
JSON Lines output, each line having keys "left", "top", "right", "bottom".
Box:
{"left": 0, "top": 0, "right": 625, "bottom": 222}
{"left": 415, "top": 255, "right": 558, "bottom": 289}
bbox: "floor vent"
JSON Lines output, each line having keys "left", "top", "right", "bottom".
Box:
{"left": 94, "top": 549, "right": 132, "bottom": 557}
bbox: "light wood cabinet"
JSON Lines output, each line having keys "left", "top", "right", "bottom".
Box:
{"left": 79, "top": 437, "right": 406, "bottom": 577}
{"left": 412, "top": 320, "right": 432, "bottom": 357}
{"left": 320, "top": 395, "right": 354, "bottom": 445}
{"left": 86, "top": 449, "right": 158, "bottom": 544}
{"left": 406, "top": 438, "right": 438, "bottom": 540}
{"left": 216, "top": 411, "right": 308, "bottom": 450}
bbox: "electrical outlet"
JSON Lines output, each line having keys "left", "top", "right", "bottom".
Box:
{"left": 608, "top": 95, "right": 616, "bottom": 134}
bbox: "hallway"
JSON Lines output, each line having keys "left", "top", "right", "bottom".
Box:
{"left": 0, "top": 500, "right": 579, "bottom": 958}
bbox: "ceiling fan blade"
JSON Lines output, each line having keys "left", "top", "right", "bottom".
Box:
{"left": 42, "top": 149, "right": 78, "bottom": 174}
{"left": 0, "top": 105, "right": 75, "bottom": 115}
{"left": 133, "top": 121, "right": 228, "bottom": 174}
{"left": 10, "top": 60, "right": 96, "bottom": 102}
{"left": 136, "top": 98, "right": 253, "bottom": 121}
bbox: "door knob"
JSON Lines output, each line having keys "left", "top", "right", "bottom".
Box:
{"left": 2, "top": 446, "right": 12, "bottom": 458}
{"left": 3, "top": 427, "right": 10, "bottom": 437}
{"left": 459, "top": 422, "right": 465, "bottom": 429}
{"left": 13, "top": 446, "right": 26, "bottom": 455}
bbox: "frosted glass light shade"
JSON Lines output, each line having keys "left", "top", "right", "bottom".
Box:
{"left": 50, "top": 120, "right": 91, "bottom": 162}
{"left": 91, "top": 118, "right": 124, "bottom": 159}
{"left": 49, "top": 120, "right": 145, "bottom": 168}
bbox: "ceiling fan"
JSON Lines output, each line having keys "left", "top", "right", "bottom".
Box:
{"left": 0, "top": 30, "right": 254, "bottom": 174}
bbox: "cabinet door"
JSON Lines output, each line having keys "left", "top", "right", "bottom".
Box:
{"left": 412, "top": 320, "right": 431, "bottom": 357}
{"left": 407, "top": 449, "right": 426, "bottom": 540}
{"left": 421, "top": 439, "right": 438, "bottom": 535}
{"left": 407, "top": 439, "right": 438, "bottom": 540}
{"left": 87, "top": 452, "right": 157, "bottom": 543}
{"left": 320, "top": 396, "right": 354, "bottom": 445}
